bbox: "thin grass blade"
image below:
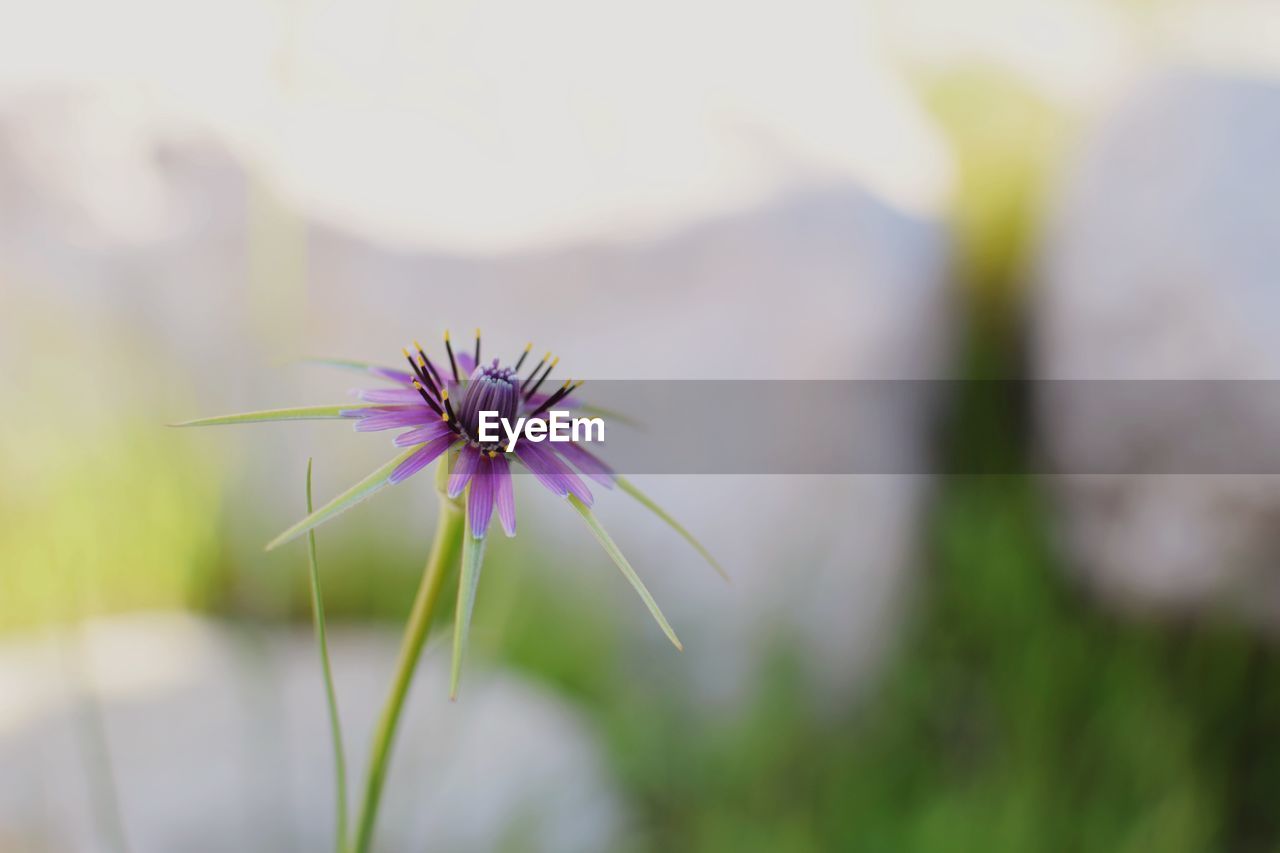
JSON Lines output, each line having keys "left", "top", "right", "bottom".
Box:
{"left": 170, "top": 404, "right": 375, "bottom": 427}
{"left": 304, "top": 357, "right": 406, "bottom": 379}
{"left": 267, "top": 447, "right": 420, "bottom": 551}
{"left": 305, "top": 460, "right": 349, "bottom": 853}
{"left": 567, "top": 495, "right": 682, "bottom": 651}
{"left": 449, "top": 514, "right": 488, "bottom": 700}
{"left": 615, "top": 475, "right": 729, "bottom": 582}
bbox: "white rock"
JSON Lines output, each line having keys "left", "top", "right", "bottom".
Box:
{"left": 0, "top": 612, "right": 623, "bottom": 852}
{"left": 1036, "top": 71, "right": 1280, "bottom": 619}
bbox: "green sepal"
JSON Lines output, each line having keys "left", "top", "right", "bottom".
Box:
{"left": 615, "top": 475, "right": 728, "bottom": 582}
{"left": 568, "top": 494, "right": 682, "bottom": 651}
{"left": 266, "top": 447, "right": 420, "bottom": 550}
{"left": 449, "top": 508, "right": 488, "bottom": 700}
{"left": 170, "top": 404, "right": 376, "bottom": 427}
{"left": 304, "top": 357, "right": 406, "bottom": 381}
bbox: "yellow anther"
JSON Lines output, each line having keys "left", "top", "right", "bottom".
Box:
{"left": 475, "top": 327, "right": 481, "bottom": 338}
{"left": 441, "top": 412, "right": 450, "bottom": 421}
{"left": 440, "top": 388, "right": 449, "bottom": 400}
{"left": 417, "top": 355, "right": 427, "bottom": 368}
{"left": 543, "top": 351, "right": 552, "bottom": 361}
{"left": 488, "top": 450, "right": 497, "bottom": 458}
{"left": 523, "top": 342, "right": 533, "bottom": 352}
{"left": 443, "top": 330, "right": 451, "bottom": 342}
{"left": 414, "top": 339, "right": 425, "bottom": 353}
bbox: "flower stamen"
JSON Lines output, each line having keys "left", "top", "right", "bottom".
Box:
{"left": 521, "top": 351, "right": 552, "bottom": 393}
{"left": 513, "top": 342, "right": 533, "bottom": 372}
{"left": 440, "top": 387, "right": 459, "bottom": 423}
{"left": 444, "top": 330, "right": 460, "bottom": 383}
{"left": 414, "top": 340, "right": 444, "bottom": 387}
{"left": 415, "top": 356, "right": 442, "bottom": 399}
{"left": 525, "top": 356, "right": 559, "bottom": 399}
{"left": 528, "top": 379, "right": 579, "bottom": 419}
{"left": 403, "top": 348, "right": 439, "bottom": 399}
{"left": 411, "top": 379, "right": 445, "bottom": 418}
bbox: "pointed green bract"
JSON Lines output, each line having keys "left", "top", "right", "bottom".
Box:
{"left": 305, "top": 357, "right": 405, "bottom": 380}
{"left": 449, "top": 511, "right": 488, "bottom": 700}
{"left": 567, "top": 494, "right": 683, "bottom": 651}
{"left": 305, "top": 461, "right": 349, "bottom": 853}
{"left": 267, "top": 447, "right": 420, "bottom": 551}
{"left": 170, "top": 404, "right": 375, "bottom": 427}
{"left": 615, "top": 475, "right": 729, "bottom": 582}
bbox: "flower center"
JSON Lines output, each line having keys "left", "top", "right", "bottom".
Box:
{"left": 457, "top": 359, "right": 520, "bottom": 446}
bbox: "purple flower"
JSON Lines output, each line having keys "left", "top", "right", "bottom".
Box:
{"left": 341, "top": 336, "right": 598, "bottom": 539}
{"left": 175, "top": 331, "right": 726, "bottom": 693}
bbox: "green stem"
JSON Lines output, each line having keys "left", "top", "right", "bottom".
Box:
{"left": 306, "top": 461, "right": 349, "bottom": 853}
{"left": 352, "top": 468, "right": 463, "bottom": 853}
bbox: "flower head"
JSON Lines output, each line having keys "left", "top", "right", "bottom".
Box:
{"left": 175, "top": 330, "right": 725, "bottom": 696}
{"left": 342, "top": 333, "right": 607, "bottom": 540}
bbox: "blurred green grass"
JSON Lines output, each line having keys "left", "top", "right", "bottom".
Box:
{"left": 503, "top": 72, "right": 1280, "bottom": 852}
{"left": 469, "top": 333, "right": 1280, "bottom": 852}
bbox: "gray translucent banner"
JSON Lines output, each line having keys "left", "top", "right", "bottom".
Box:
{"left": 501, "top": 380, "right": 1280, "bottom": 474}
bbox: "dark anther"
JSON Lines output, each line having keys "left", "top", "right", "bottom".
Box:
{"left": 514, "top": 343, "right": 532, "bottom": 373}
{"left": 412, "top": 380, "right": 445, "bottom": 417}
{"left": 444, "top": 333, "right": 460, "bottom": 383}
{"left": 521, "top": 352, "right": 549, "bottom": 392}
{"left": 528, "top": 380, "right": 579, "bottom": 418}
{"left": 524, "top": 358, "right": 557, "bottom": 400}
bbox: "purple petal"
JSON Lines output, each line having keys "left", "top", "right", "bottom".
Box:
{"left": 514, "top": 441, "right": 593, "bottom": 506}
{"left": 555, "top": 441, "right": 615, "bottom": 487}
{"left": 468, "top": 456, "right": 497, "bottom": 538}
{"left": 491, "top": 453, "right": 516, "bottom": 536}
{"left": 394, "top": 420, "right": 455, "bottom": 447}
{"left": 455, "top": 351, "right": 476, "bottom": 375}
{"left": 448, "top": 445, "right": 481, "bottom": 498}
{"left": 389, "top": 434, "right": 458, "bottom": 484}
{"left": 369, "top": 366, "right": 416, "bottom": 384}
{"left": 352, "top": 406, "right": 435, "bottom": 432}
{"left": 358, "top": 388, "right": 427, "bottom": 404}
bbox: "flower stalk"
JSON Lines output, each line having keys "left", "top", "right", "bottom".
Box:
{"left": 352, "top": 461, "right": 463, "bottom": 853}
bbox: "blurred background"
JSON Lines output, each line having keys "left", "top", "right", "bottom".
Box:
{"left": 4, "top": 0, "right": 1280, "bottom": 850}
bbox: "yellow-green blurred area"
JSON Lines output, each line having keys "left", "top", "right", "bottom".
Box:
{"left": 5, "top": 0, "right": 1280, "bottom": 850}
{"left": 0, "top": 319, "right": 220, "bottom": 630}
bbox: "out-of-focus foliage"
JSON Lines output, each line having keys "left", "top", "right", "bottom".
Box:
{"left": 480, "top": 350, "right": 1280, "bottom": 853}
{"left": 0, "top": 324, "right": 223, "bottom": 632}
{"left": 482, "top": 79, "right": 1280, "bottom": 849}
{"left": 921, "top": 68, "right": 1067, "bottom": 306}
